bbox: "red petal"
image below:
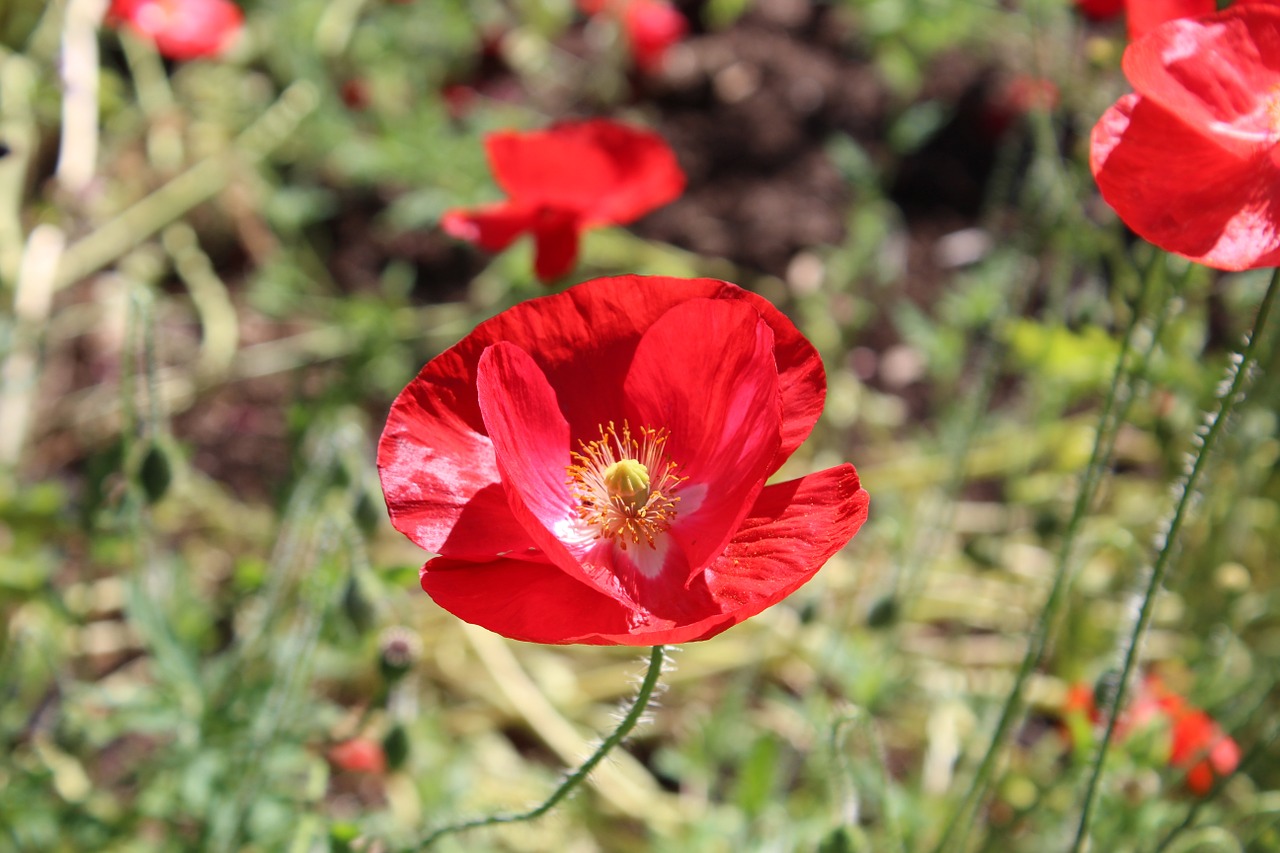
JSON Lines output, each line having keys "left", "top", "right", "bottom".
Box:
{"left": 697, "top": 465, "right": 869, "bottom": 626}
{"left": 623, "top": 298, "right": 782, "bottom": 573}
{"left": 531, "top": 209, "right": 582, "bottom": 282}
{"left": 624, "top": 0, "right": 687, "bottom": 73}
{"left": 1126, "top": 0, "right": 1216, "bottom": 42}
{"left": 114, "top": 0, "right": 244, "bottom": 60}
{"left": 1091, "top": 93, "right": 1280, "bottom": 270}
{"left": 421, "top": 555, "right": 640, "bottom": 644}
{"left": 475, "top": 341, "right": 647, "bottom": 603}
{"left": 420, "top": 465, "right": 866, "bottom": 645}
{"left": 485, "top": 119, "right": 685, "bottom": 225}
{"left": 377, "top": 276, "right": 823, "bottom": 557}
{"left": 1076, "top": 0, "right": 1124, "bottom": 21}
{"left": 1123, "top": 5, "right": 1280, "bottom": 145}
{"left": 378, "top": 381, "right": 536, "bottom": 559}
{"left": 1210, "top": 734, "right": 1241, "bottom": 775}
{"left": 441, "top": 203, "right": 535, "bottom": 252}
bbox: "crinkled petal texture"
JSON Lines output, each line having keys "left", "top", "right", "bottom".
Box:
{"left": 378, "top": 275, "right": 865, "bottom": 645}
{"left": 111, "top": 0, "right": 243, "bottom": 60}
{"left": 1091, "top": 5, "right": 1280, "bottom": 270}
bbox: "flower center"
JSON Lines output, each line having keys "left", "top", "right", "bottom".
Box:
{"left": 566, "top": 421, "right": 686, "bottom": 550}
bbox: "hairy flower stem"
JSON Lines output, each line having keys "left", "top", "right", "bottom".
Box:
{"left": 415, "top": 645, "right": 666, "bottom": 849}
{"left": 935, "top": 255, "right": 1166, "bottom": 853}
{"left": 1070, "top": 265, "right": 1280, "bottom": 853}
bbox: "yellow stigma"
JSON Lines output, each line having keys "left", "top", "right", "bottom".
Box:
{"left": 603, "top": 459, "right": 651, "bottom": 510}
{"left": 566, "top": 421, "right": 685, "bottom": 550}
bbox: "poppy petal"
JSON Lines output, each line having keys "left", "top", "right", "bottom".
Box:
{"left": 701, "top": 464, "right": 869, "bottom": 616}
{"left": 1091, "top": 93, "right": 1280, "bottom": 269}
{"left": 378, "top": 383, "right": 535, "bottom": 559}
{"left": 420, "top": 555, "right": 640, "bottom": 644}
{"left": 486, "top": 120, "right": 685, "bottom": 225}
{"left": 622, "top": 298, "right": 782, "bottom": 573}
{"left": 1123, "top": 5, "right": 1280, "bottom": 139}
{"left": 475, "top": 341, "right": 654, "bottom": 604}
{"left": 531, "top": 209, "right": 582, "bottom": 281}
{"left": 1125, "top": 0, "right": 1216, "bottom": 42}
{"left": 441, "top": 203, "right": 535, "bottom": 252}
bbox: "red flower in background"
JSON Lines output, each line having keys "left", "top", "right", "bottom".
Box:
{"left": 580, "top": 0, "right": 688, "bottom": 73}
{"left": 327, "top": 738, "right": 387, "bottom": 774}
{"left": 109, "top": 0, "right": 243, "bottom": 60}
{"left": 1076, "top": 0, "right": 1125, "bottom": 21}
{"left": 1064, "top": 675, "right": 1240, "bottom": 795}
{"left": 1091, "top": 4, "right": 1280, "bottom": 270}
{"left": 441, "top": 119, "right": 685, "bottom": 283}
{"left": 377, "top": 275, "right": 869, "bottom": 645}
{"left": 1125, "top": 0, "right": 1215, "bottom": 40}
{"left": 1074, "top": 0, "right": 1280, "bottom": 40}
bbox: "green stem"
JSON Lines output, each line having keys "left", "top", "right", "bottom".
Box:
{"left": 934, "top": 255, "right": 1164, "bottom": 853}
{"left": 1070, "top": 265, "right": 1280, "bottom": 853}
{"left": 415, "top": 645, "right": 666, "bottom": 850}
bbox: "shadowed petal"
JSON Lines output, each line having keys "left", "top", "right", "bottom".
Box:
{"left": 531, "top": 209, "right": 582, "bottom": 282}
{"left": 421, "top": 556, "right": 639, "bottom": 644}
{"left": 475, "top": 341, "right": 639, "bottom": 604}
{"left": 1091, "top": 93, "right": 1280, "bottom": 269}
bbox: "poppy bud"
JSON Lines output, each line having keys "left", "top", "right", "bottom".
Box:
{"left": 378, "top": 626, "right": 422, "bottom": 682}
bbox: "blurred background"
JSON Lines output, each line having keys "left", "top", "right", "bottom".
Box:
{"left": 1, "top": 0, "right": 1278, "bottom": 850}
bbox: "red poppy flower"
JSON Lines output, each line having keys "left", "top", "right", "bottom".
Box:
{"left": 441, "top": 119, "right": 685, "bottom": 283}
{"left": 1076, "top": 0, "right": 1125, "bottom": 21}
{"left": 1090, "top": 5, "right": 1280, "bottom": 270}
{"left": 377, "top": 275, "right": 869, "bottom": 646}
{"left": 109, "top": 0, "right": 243, "bottom": 61}
{"left": 1063, "top": 675, "right": 1240, "bottom": 795}
{"left": 327, "top": 738, "right": 388, "bottom": 774}
{"left": 579, "top": 0, "right": 687, "bottom": 74}
{"left": 1131, "top": 675, "right": 1242, "bottom": 795}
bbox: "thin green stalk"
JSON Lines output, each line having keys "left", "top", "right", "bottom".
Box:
{"left": 934, "top": 255, "right": 1165, "bottom": 853}
{"left": 1071, "top": 265, "right": 1280, "bottom": 853}
{"left": 414, "top": 645, "right": 666, "bottom": 850}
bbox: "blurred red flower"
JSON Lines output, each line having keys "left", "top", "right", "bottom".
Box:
{"left": 580, "top": 0, "right": 687, "bottom": 73}
{"left": 109, "top": 0, "right": 243, "bottom": 60}
{"left": 1074, "top": 0, "right": 1280, "bottom": 41}
{"left": 377, "top": 275, "right": 869, "bottom": 645}
{"left": 1076, "top": 0, "right": 1125, "bottom": 21}
{"left": 327, "top": 738, "right": 387, "bottom": 774}
{"left": 1125, "top": 0, "right": 1215, "bottom": 40}
{"left": 1091, "top": 4, "right": 1280, "bottom": 270}
{"left": 1064, "top": 675, "right": 1240, "bottom": 795}
{"left": 441, "top": 119, "right": 685, "bottom": 283}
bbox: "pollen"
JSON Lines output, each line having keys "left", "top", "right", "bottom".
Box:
{"left": 567, "top": 421, "right": 686, "bottom": 550}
